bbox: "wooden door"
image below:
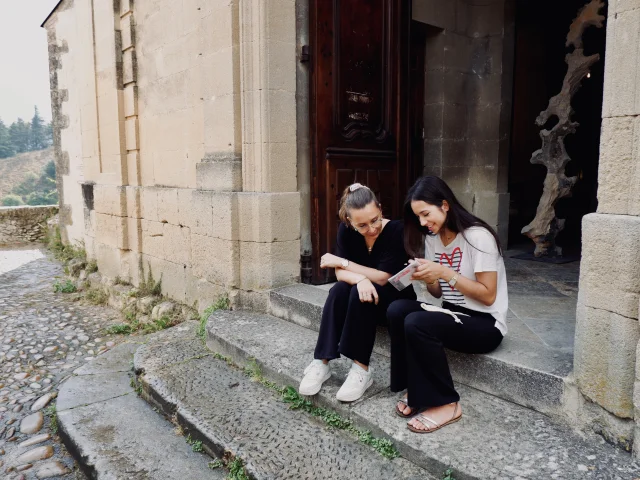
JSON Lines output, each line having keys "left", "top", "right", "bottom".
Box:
{"left": 309, "top": 0, "right": 413, "bottom": 283}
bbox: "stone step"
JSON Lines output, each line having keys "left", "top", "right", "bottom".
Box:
{"left": 206, "top": 309, "right": 640, "bottom": 480}
{"left": 56, "top": 341, "right": 223, "bottom": 479}
{"left": 269, "top": 283, "right": 573, "bottom": 417}
{"left": 133, "top": 322, "right": 433, "bottom": 480}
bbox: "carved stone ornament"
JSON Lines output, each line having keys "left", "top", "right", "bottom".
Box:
{"left": 521, "top": 0, "right": 605, "bottom": 257}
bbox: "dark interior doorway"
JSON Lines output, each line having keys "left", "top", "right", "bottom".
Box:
{"left": 508, "top": 0, "right": 607, "bottom": 253}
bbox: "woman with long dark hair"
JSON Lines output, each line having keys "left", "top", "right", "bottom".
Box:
{"left": 299, "top": 183, "right": 415, "bottom": 402}
{"left": 387, "top": 176, "right": 508, "bottom": 433}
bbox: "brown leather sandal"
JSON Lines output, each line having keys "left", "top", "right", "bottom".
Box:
{"left": 395, "top": 397, "right": 418, "bottom": 418}
{"left": 407, "top": 402, "right": 462, "bottom": 434}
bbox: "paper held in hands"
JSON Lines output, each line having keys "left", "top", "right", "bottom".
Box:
{"left": 388, "top": 262, "right": 418, "bottom": 291}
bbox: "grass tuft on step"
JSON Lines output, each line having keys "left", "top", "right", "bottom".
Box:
{"left": 197, "top": 296, "right": 230, "bottom": 342}
{"left": 443, "top": 467, "right": 457, "bottom": 480}
{"left": 214, "top": 354, "right": 400, "bottom": 460}
{"left": 208, "top": 456, "right": 250, "bottom": 480}
{"left": 227, "top": 457, "right": 250, "bottom": 480}
{"left": 186, "top": 434, "right": 204, "bottom": 453}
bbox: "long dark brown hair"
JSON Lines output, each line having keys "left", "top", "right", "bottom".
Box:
{"left": 403, "top": 176, "right": 503, "bottom": 257}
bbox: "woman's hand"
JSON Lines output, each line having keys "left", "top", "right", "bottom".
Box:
{"left": 410, "top": 258, "right": 445, "bottom": 284}
{"left": 357, "top": 278, "right": 379, "bottom": 304}
{"left": 320, "top": 253, "right": 345, "bottom": 269}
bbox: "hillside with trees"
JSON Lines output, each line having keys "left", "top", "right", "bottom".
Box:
{"left": 0, "top": 148, "right": 57, "bottom": 206}
{"left": 0, "top": 106, "right": 57, "bottom": 207}
{"left": 0, "top": 106, "right": 52, "bottom": 158}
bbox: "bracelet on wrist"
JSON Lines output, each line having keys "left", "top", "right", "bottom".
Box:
{"left": 356, "top": 277, "right": 367, "bottom": 285}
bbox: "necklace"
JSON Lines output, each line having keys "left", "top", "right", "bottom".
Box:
{"left": 440, "top": 230, "right": 456, "bottom": 245}
{"left": 366, "top": 240, "right": 375, "bottom": 254}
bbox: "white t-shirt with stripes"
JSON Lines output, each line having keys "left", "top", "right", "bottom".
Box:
{"left": 425, "top": 226, "right": 508, "bottom": 335}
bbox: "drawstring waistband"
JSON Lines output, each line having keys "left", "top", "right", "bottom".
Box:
{"left": 420, "top": 303, "right": 470, "bottom": 324}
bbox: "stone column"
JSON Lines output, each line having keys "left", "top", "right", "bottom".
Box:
{"left": 573, "top": 0, "right": 640, "bottom": 454}
{"left": 236, "top": 0, "right": 301, "bottom": 295}
{"left": 88, "top": 0, "right": 136, "bottom": 280}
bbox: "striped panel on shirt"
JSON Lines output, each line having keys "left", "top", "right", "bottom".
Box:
{"left": 434, "top": 251, "right": 465, "bottom": 305}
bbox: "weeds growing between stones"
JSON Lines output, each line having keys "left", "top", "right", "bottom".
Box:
{"left": 106, "top": 323, "right": 134, "bottom": 335}
{"left": 53, "top": 279, "right": 77, "bottom": 293}
{"left": 197, "top": 296, "right": 231, "bottom": 342}
{"left": 45, "top": 404, "right": 58, "bottom": 434}
{"left": 186, "top": 434, "right": 204, "bottom": 453}
{"left": 129, "top": 266, "right": 162, "bottom": 298}
{"left": 86, "top": 260, "right": 98, "bottom": 274}
{"left": 85, "top": 287, "right": 108, "bottom": 305}
{"left": 46, "top": 227, "right": 86, "bottom": 264}
{"left": 227, "top": 457, "right": 250, "bottom": 480}
{"left": 208, "top": 455, "right": 250, "bottom": 480}
{"left": 214, "top": 354, "right": 401, "bottom": 460}
{"left": 129, "top": 377, "right": 143, "bottom": 396}
{"left": 443, "top": 467, "right": 457, "bottom": 480}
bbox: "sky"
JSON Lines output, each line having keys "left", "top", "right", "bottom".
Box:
{"left": 0, "top": 0, "right": 60, "bottom": 125}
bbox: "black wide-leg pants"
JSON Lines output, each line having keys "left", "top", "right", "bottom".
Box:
{"left": 387, "top": 299, "right": 503, "bottom": 409}
{"left": 314, "top": 281, "right": 415, "bottom": 366}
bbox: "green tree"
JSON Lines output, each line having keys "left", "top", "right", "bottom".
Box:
{"left": 45, "top": 121, "right": 53, "bottom": 147}
{"left": 9, "top": 161, "right": 58, "bottom": 206}
{"left": 9, "top": 118, "right": 31, "bottom": 154}
{"left": 44, "top": 160, "right": 56, "bottom": 179}
{"left": 26, "top": 190, "right": 58, "bottom": 205}
{"left": 2, "top": 194, "right": 24, "bottom": 206}
{"left": 12, "top": 172, "right": 39, "bottom": 197}
{"left": 30, "top": 106, "right": 47, "bottom": 150}
{"left": 0, "top": 118, "right": 14, "bottom": 158}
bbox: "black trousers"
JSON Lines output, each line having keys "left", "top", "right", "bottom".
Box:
{"left": 387, "top": 299, "right": 503, "bottom": 409}
{"left": 314, "top": 281, "right": 416, "bottom": 366}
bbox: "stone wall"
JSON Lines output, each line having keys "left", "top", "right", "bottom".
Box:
{"left": 43, "top": 0, "right": 300, "bottom": 313}
{"left": 0, "top": 206, "right": 59, "bottom": 246}
{"left": 572, "top": 0, "right": 640, "bottom": 454}
{"left": 413, "top": 0, "right": 513, "bottom": 244}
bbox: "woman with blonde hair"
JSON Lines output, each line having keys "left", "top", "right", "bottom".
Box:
{"left": 299, "top": 183, "right": 415, "bottom": 402}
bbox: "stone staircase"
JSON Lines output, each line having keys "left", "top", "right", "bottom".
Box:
{"left": 269, "top": 283, "right": 573, "bottom": 417}
{"left": 59, "top": 284, "right": 640, "bottom": 479}
{"left": 205, "top": 307, "right": 639, "bottom": 479}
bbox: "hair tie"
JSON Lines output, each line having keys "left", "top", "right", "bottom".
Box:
{"left": 349, "top": 183, "right": 365, "bottom": 192}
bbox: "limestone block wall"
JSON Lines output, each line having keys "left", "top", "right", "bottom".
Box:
{"left": 44, "top": 0, "right": 88, "bottom": 247}
{"left": 0, "top": 206, "right": 59, "bottom": 246}
{"left": 413, "top": 0, "right": 513, "bottom": 244}
{"left": 44, "top": 0, "right": 300, "bottom": 312}
{"left": 573, "top": 0, "right": 640, "bottom": 454}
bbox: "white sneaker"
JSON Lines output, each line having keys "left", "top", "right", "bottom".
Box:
{"left": 336, "top": 363, "right": 373, "bottom": 402}
{"left": 299, "top": 360, "right": 331, "bottom": 396}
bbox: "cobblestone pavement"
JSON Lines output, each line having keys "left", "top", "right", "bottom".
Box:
{"left": 0, "top": 247, "right": 123, "bottom": 479}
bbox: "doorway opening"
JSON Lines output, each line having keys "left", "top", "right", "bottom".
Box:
{"left": 508, "top": 0, "right": 606, "bottom": 254}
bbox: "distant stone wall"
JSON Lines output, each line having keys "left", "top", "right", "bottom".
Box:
{"left": 0, "top": 206, "right": 59, "bottom": 246}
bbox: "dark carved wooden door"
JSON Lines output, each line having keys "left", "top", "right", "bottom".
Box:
{"left": 309, "top": 0, "right": 412, "bottom": 283}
